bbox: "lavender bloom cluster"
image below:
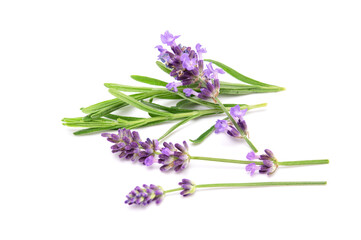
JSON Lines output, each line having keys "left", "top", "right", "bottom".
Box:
{"left": 156, "top": 30, "right": 224, "bottom": 100}
{"left": 179, "top": 179, "right": 196, "bottom": 197}
{"left": 215, "top": 105, "right": 249, "bottom": 138}
{"left": 102, "top": 128, "right": 191, "bottom": 172}
{"left": 158, "top": 141, "right": 190, "bottom": 172}
{"left": 125, "top": 184, "right": 164, "bottom": 206}
{"left": 246, "top": 149, "right": 279, "bottom": 176}
{"left": 101, "top": 128, "right": 160, "bottom": 166}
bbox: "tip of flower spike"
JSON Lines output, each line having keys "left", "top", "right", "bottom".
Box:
{"left": 125, "top": 184, "right": 164, "bottom": 206}
{"left": 179, "top": 179, "right": 196, "bottom": 197}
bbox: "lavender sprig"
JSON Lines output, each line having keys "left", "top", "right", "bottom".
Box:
{"left": 101, "top": 128, "right": 160, "bottom": 165}
{"left": 157, "top": 31, "right": 257, "bottom": 151}
{"left": 125, "top": 179, "right": 327, "bottom": 206}
{"left": 103, "top": 128, "right": 329, "bottom": 174}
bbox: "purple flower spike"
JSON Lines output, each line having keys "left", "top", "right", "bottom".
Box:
{"left": 215, "top": 119, "right": 228, "bottom": 133}
{"left": 102, "top": 128, "right": 159, "bottom": 166}
{"left": 230, "top": 105, "right": 247, "bottom": 119}
{"left": 246, "top": 151, "right": 260, "bottom": 160}
{"left": 179, "top": 179, "right": 196, "bottom": 197}
{"left": 125, "top": 184, "right": 164, "bottom": 206}
{"left": 161, "top": 30, "right": 180, "bottom": 46}
{"left": 158, "top": 141, "right": 190, "bottom": 172}
{"left": 245, "top": 163, "right": 260, "bottom": 176}
{"left": 166, "top": 81, "right": 182, "bottom": 92}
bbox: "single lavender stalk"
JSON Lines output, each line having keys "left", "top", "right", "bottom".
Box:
{"left": 192, "top": 149, "right": 329, "bottom": 176}
{"left": 125, "top": 179, "right": 327, "bottom": 206}
{"left": 102, "top": 129, "right": 329, "bottom": 174}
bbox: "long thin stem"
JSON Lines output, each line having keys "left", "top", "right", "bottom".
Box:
{"left": 164, "top": 188, "right": 183, "bottom": 194}
{"left": 214, "top": 96, "right": 258, "bottom": 152}
{"left": 190, "top": 156, "right": 329, "bottom": 166}
{"left": 195, "top": 181, "right": 327, "bottom": 188}
{"left": 164, "top": 181, "right": 327, "bottom": 194}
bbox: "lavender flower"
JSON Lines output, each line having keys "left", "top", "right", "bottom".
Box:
{"left": 102, "top": 128, "right": 159, "bottom": 165}
{"left": 138, "top": 138, "right": 160, "bottom": 165}
{"left": 245, "top": 149, "right": 279, "bottom": 175}
{"left": 214, "top": 119, "right": 241, "bottom": 137}
{"left": 203, "top": 62, "right": 225, "bottom": 79}
{"left": 179, "top": 179, "right": 196, "bottom": 197}
{"left": 166, "top": 81, "right": 182, "bottom": 92}
{"left": 183, "top": 88, "right": 199, "bottom": 97}
{"left": 245, "top": 163, "right": 260, "bottom": 176}
{"left": 230, "top": 105, "right": 247, "bottom": 119}
{"left": 161, "top": 30, "right": 180, "bottom": 47}
{"left": 246, "top": 151, "right": 260, "bottom": 160}
{"left": 195, "top": 43, "right": 207, "bottom": 60}
{"left": 125, "top": 184, "right": 164, "bottom": 206}
{"left": 215, "top": 105, "right": 249, "bottom": 138}
{"left": 156, "top": 31, "right": 201, "bottom": 87}
{"left": 181, "top": 53, "right": 197, "bottom": 70}
{"left": 183, "top": 79, "right": 220, "bottom": 99}
{"left": 158, "top": 141, "right": 190, "bottom": 172}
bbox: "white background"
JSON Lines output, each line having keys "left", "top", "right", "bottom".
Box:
{"left": 1, "top": 0, "right": 360, "bottom": 239}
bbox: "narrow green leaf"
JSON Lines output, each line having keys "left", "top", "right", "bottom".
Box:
{"left": 88, "top": 90, "right": 168, "bottom": 119}
{"left": 176, "top": 99, "right": 198, "bottom": 109}
{"left": 73, "top": 127, "right": 118, "bottom": 135}
{"left": 105, "top": 114, "right": 145, "bottom": 121}
{"left": 152, "top": 92, "right": 183, "bottom": 99}
{"left": 104, "top": 83, "right": 163, "bottom": 92}
{"left": 156, "top": 61, "right": 172, "bottom": 74}
{"left": 158, "top": 113, "right": 201, "bottom": 141}
{"left": 81, "top": 98, "right": 122, "bottom": 114}
{"left": 176, "top": 92, "right": 221, "bottom": 109}
{"left": 189, "top": 124, "right": 216, "bottom": 144}
{"left": 204, "top": 59, "right": 274, "bottom": 87}
{"left": 108, "top": 89, "right": 173, "bottom": 117}
{"left": 130, "top": 75, "right": 168, "bottom": 86}
{"left": 141, "top": 101, "right": 194, "bottom": 113}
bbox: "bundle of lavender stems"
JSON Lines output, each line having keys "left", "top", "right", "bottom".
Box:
{"left": 63, "top": 31, "right": 328, "bottom": 207}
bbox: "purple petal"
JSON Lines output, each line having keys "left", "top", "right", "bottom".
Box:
{"left": 215, "top": 120, "right": 228, "bottom": 133}
{"left": 144, "top": 155, "right": 155, "bottom": 166}
{"left": 246, "top": 151, "right": 259, "bottom": 160}
{"left": 183, "top": 88, "right": 194, "bottom": 97}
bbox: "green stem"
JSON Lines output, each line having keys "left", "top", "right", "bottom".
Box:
{"left": 164, "top": 188, "right": 183, "bottom": 194}
{"left": 164, "top": 181, "right": 327, "bottom": 194}
{"left": 195, "top": 181, "right": 327, "bottom": 188}
{"left": 190, "top": 156, "right": 329, "bottom": 166}
{"left": 214, "top": 97, "right": 258, "bottom": 152}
